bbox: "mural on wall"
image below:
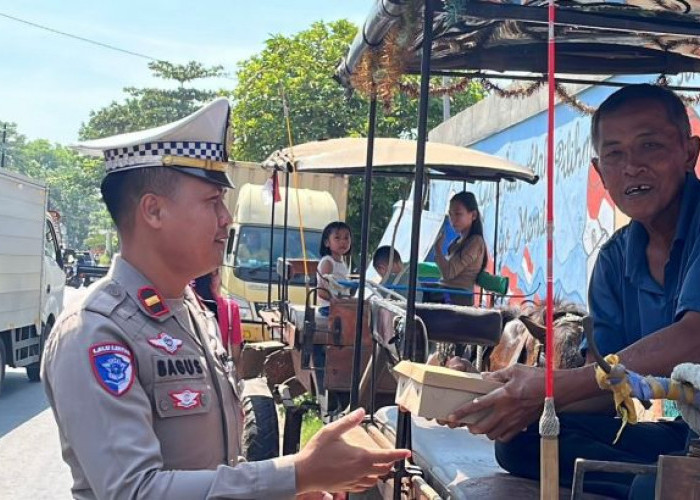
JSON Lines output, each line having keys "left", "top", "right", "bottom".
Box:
{"left": 429, "top": 74, "right": 700, "bottom": 307}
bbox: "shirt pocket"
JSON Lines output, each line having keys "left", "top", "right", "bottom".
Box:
{"left": 152, "top": 355, "right": 213, "bottom": 418}
{"left": 153, "top": 379, "right": 213, "bottom": 418}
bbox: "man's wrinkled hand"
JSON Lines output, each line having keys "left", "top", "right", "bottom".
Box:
{"left": 439, "top": 365, "right": 545, "bottom": 442}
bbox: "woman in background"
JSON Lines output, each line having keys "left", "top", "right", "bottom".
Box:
{"left": 432, "top": 191, "right": 487, "bottom": 306}
{"left": 193, "top": 268, "right": 243, "bottom": 365}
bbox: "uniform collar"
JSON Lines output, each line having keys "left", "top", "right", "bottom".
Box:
{"left": 108, "top": 255, "right": 178, "bottom": 322}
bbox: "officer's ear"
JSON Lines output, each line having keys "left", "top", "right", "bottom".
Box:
{"left": 139, "top": 193, "right": 167, "bottom": 229}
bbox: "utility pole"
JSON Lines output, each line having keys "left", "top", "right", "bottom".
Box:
{"left": 1, "top": 123, "right": 7, "bottom": 169}
{"left": 442, "top": 76, "right": 450, "bottom": 122}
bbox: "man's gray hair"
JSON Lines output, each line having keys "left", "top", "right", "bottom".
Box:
{"left": 591, "top": 84, "right": 690, "bottom": 153}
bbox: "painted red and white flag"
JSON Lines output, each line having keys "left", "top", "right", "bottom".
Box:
{"left": 262, "top": 171, "right": 282, "bottom": 205}
{"left": 521, "top": 246, "right": 534, "bottom": 285}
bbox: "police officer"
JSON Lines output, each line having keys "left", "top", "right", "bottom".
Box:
{"left": 42, "top": 98, "right": 409, "bottom": 499}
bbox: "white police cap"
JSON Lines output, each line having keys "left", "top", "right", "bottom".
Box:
{"left": 74, "top": 97, "right": 234, "bottom": 188}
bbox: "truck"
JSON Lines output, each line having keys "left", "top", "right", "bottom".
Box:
{"left": 221, "top": 179, "right": 341, "bottom": 342}
{"left": 0, "top": 169, "right": 65, "bottom": 393}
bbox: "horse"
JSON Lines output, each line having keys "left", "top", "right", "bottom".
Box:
{"left": 432, "top": 301, "right": 588, "bottom": 373}
{"left": 484, "top": 301, "right": 588, "bottom": 371}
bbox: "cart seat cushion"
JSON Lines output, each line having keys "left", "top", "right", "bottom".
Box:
{"left": 415, "top": 303, "right": 502, "bottom": 345}
{"left": 372, "top": 406, "right": 613, "bottom": 499}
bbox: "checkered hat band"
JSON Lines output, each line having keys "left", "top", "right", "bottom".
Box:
{"left": 104, "top": 141, "right": 224, "bottom": 162}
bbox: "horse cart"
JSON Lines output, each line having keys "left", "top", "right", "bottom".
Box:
{"left": 322, "top": 0, "right": 700, "bottom": 498}
{"left": 243, "top": 138, "right": 536, "bottom": 441}
{"left": 233, "top": 0, "right": 700, "bottom": 496}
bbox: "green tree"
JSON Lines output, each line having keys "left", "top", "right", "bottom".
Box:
{"left": 1, "top": 132, "right": 104, "bottom": 248}
{"left": 79, "top": 61, "right": 228, "bottom": 140}
{"left": 232, "top": 20, "right": 484, "bottom": 260}
{"left": 0, "top": 121, "right": 28, "bottom": 172}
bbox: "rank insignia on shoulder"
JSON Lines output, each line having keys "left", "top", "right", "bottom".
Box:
{"left": 137, "top": 286, "right": 169, "bottom": 317}
{"left": 148, "top": 332, "right": 183, "bottom": 354}
{"left": 169, "top": 388, "right": 203, "bottom": 409}
{"left": 89, "top": 343, "right": 135, "bottom": 397}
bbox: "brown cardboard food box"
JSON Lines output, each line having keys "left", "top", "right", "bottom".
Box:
{"left": 393, "top": 360, "right": 503, "bottom": 425}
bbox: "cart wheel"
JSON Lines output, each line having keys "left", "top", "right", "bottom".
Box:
{"left": 242, "top": 394, "right": 279, "bottom": 461}
{"left": 26, "top": 321, "right": 51, "bottom": 382}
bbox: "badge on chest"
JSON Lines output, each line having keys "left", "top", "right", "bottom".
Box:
{"left": 169, "top": 388, "right": 203, "bottom": 409}
{"left": 148, "top": 332, "right": 183, "bottom": 354}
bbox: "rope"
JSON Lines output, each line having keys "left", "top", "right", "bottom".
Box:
{"left": 539, "top": 397, "right": 560, "bottom": 437}
{"left": 596, "top": 356, "right": 700, "bottom": 442}
{"left": 280, "top": 85, "right": 310, "bottom": 291}
{"left": 594, "top": 354, "right": 639, "bottom": 443}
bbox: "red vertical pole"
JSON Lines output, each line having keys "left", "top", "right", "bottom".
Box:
{"left": 545, "top": 0, "right": 556, "bottom": 403}
{"left": 540, "top": 0, "right": 560, "bottom": 498}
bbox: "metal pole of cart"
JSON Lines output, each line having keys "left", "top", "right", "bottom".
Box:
{"left": 493, "top": 180, "right": 500, "bottom": 277}
{"left": 267, "top": 182, "right": 276, "bottom": 310}
{"left": 490, "top": 179, "right": 501, "bottom": 309}
{"left": 394, "top": 0, "right": 434, "bottom": 497}
{"left": 281, "top": 170, "right": 291, "bottom": 326}
{"left": 350, "top": 97, "right": 377, "bottom": 410}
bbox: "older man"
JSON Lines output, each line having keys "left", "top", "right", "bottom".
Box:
{"left": 450, "top": 84, "right": 700, "bottom": 497}
{"left": 42, "top": 98, "right": 409, "bottom": 499}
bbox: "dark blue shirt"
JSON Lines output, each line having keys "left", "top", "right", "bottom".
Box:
{"left": 586, "top": 174, "right": 700, "bottom": 355}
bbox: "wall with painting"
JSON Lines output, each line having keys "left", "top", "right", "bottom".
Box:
{"left": 429, "top": 74, "right": 700, "bottom": 307}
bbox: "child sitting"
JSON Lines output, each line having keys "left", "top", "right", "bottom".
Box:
{"left": 317, "top": 221, "right": 353, "bottom": 314}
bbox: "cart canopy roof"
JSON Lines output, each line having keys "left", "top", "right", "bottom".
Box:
{"left": 336, "top": 0, "right": 700, "bottom": 89}
{"left": 262, "top": 137, "right": 538, "bottom": 183}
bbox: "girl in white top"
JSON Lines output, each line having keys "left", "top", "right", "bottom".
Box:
{"left": 317, "top": 221, "right": 352, "bottom": 309}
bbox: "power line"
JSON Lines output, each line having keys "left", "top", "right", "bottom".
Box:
{"left": 0, "top": 12, "right": 159, "bottom": 61}
{"left": 0, "top": 12, "right": 236, "bottom": 81}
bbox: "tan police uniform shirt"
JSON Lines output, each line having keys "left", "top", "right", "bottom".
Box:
{"left": 42, "top": 255, "right": 296, "bottom": 499}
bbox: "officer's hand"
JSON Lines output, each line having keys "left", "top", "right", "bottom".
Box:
{"left": 442, "top": 365, "right": 544, "bottom": 442}
{"left": 295, "top": 408, "right": 411, "bottom": 494}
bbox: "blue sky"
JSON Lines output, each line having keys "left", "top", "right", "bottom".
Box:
{"left": 0, "top": 1, "right": 373, "bottom": 144}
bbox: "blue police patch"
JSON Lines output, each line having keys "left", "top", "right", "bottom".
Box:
{"left": 89, "top": 343, "right": 135, "bottom": 396}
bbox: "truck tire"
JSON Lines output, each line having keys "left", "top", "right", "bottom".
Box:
{"left": 242, "top": 394, "right": 279, "bottom": 461}
{"left": 26, "top": 321, "right": 50, "bottom": 382}
{"left": 0, "top": 340, "right": 6, "bottom": 396}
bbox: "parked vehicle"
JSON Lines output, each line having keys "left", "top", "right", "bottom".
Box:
{"left": 0, "top": 169, "right": 65, "bottom": 393}
{"left": 221, "top": 182, "right": 340, "bottom": 342}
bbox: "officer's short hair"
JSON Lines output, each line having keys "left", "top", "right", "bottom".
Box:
{"left": 591, "top": 84, "right": 690, "bottom": 154}
{"left": 101, "top": 167, "right": 183, "bottom": 232}
{"left": 372, "top": 246, "right": 402, "bottom": 270}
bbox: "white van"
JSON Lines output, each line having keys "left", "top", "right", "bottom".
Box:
{"left": 0, "top": 169, "right": 65, "bottom": 393}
